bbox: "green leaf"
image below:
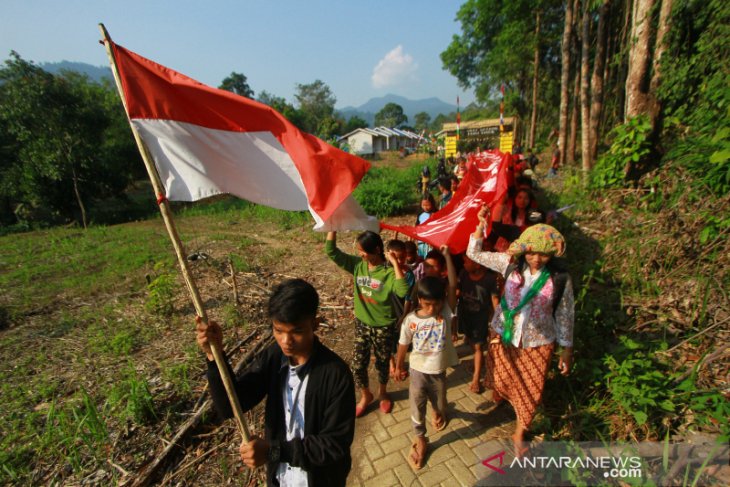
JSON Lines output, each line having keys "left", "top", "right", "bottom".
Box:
{"left": 633, "top": 410, "right": 648, "bottom": 425}
{"left": 709, "top": 150, "right": 730, "bottom": 164}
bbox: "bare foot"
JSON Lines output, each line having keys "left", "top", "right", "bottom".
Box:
{"left": 469, "top": 379, "right": 483, "bottom": 393}
{"left": 408, "top": 436, "right": 427, "bottom": 470}
{"left": 512, "top": 433, "right": 529, "bottom": 459}
{"left": 358, "top": 390, "right": 374, "bottom": 409}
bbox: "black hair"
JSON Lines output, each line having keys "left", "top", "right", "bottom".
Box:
{"left": 268, "top": 278, "right": 319, "bottom": 324}
{"left": 424, "top": 249, "right": 446, "bottom": 269}
{"left": 511, "top": 255, "right": 568, "bottom": 289}
{"left": 417, "top": 276, "right": 446, "bottom": 301}
{"left": 421, "top": 192, "right": 437, "bottom": 209}
{"left": 357, "top": 230, "right": 385, "bottom": 259}
{"left": 404, "top": 240, "right": 418, "bottom": 253}
{"left": 386, "top": 239, "right": 406, "bottom": 252}
{"left": 510, "top": 188, "right": 536, "bottom": 222}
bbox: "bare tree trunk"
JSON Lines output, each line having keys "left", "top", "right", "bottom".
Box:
{"left": 558, "top": 0, "right": 576, "bottom": 164}
{"left": 625, "top": 0, "right": 656, "bottom": 119}
{"left": 590, "top": 0, "right": 611, "bottom": 162}
{"left": 71, "top": 165, "right": 88, "bottom": 230}
{"left": 568, "top": 62, "right": 580, "bottom": 165}
{"left": 580, "top": 1, "right": 592, "bottom": 171}
{"left": 648, "top": 0, "right": 674, "bottom": 130}
{"left": 529, "top": 10, "right": 541, "bottom": 149}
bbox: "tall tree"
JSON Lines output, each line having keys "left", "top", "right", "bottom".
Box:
{"left": 590, "top": 0, "right": 611, "bottom": 162}
{"left": 559, "top": 0, "right": 577, "bottom": 164}
{"left": 218, "top": 72, "right": 254, "bottom": 98}
{"left": 580, "top": 0, "right": 592, "bottom": 171}
{"left": 343, "top": 115, "right": 368, "bottom": 133}
{"left": 0, "top": 53, "right": 135, "bottom": 227}
{"left": 294, "top": 80, "right": 336, "bottom": 136}
{"left": 624, "top": 0, "right": 656, "bottom": 119}
{"left": 528, "top": 10, "right": 541, "bottom": 149}
{"left": 414, "top": 112, "right": 432, "bottom": 132}
{"left": 374, "top": 103, "right": 408, "bottom": 128}
{"left": 648, "top": 0, "right": 674, "bottom": 129}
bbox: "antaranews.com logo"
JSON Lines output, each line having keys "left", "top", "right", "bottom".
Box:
{"left": 474, "top": 440, "right": 727, "bottom": 486}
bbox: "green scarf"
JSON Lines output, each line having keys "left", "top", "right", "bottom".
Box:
{"left": 500, "top": 269, "right": 551, "bottom": 345}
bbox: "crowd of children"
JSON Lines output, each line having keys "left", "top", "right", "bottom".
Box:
{"left": 198, "top": 147, "right": 575, "bottom": 484}
{"left": 321, "top": 149, "right": 575, "bottom": 471}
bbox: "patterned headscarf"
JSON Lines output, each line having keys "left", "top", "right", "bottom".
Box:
{"left": 508, "top": 224, "right": 566, "bottom": 257}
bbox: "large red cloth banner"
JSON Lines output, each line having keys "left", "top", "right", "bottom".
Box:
{"left": 381, "top": 150, "right": 511, "bottom": 254}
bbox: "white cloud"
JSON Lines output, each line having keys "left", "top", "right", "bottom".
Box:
{"left": 371, "top": 45, "right": 418, "bottom": 89}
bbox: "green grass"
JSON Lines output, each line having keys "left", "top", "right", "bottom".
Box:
{"left": 0, "top": 196, "right": 318, "bottom": 484}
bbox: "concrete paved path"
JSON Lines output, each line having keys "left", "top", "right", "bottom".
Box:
{"left": 347, "top": 343, "right": 517, "bottom": 486}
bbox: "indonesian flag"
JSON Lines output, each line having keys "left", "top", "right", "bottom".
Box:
{"left": 381, "top": 151, "right": 510, "bottom": 254}
{"left": 109, "top": 40, "right": 378, "bottom": 231}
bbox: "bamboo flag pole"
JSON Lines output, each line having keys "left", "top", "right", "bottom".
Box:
{"left": 98, "top": 23, "right": 250, "bottom": 442}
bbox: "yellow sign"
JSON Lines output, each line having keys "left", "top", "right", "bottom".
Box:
{"left": 499, "top": 132, "right": 514, "bottom": 154}
{"left": 445, "top": 136, "right": 457, "bottom": 158}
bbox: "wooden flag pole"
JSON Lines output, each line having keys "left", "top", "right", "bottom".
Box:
{"left": 98, "top": 23, "right": 250, "bottom": 442}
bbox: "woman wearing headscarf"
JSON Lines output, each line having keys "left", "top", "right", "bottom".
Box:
{"left": 466, "top": 205, "right": 575, "bottom": 457}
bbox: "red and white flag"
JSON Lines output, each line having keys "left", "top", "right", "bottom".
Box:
{"left": 109, "top": 41, "right": 378, "bottom": 231}
{"left": 381, "top": 151, "right": 510, "bottom": 254}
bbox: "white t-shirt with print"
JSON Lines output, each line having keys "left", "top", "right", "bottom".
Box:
{"left": 399, "top": 304, "right": 459, "bottom": 374}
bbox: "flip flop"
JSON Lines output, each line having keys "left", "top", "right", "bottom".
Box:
{"left": 408, "top": 438, "right": 427, "bottom": 471}
{"left": 432, "top": 414, "right": 447, "bottom": 432}
{"left": 379, "top": 397, "right": 393, "bottom": 414}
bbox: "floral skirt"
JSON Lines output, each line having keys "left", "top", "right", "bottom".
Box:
{"left": 485, "top": 340, "right": 555, "bottom": 429}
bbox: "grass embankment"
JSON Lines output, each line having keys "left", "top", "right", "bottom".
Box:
{"left": 537, "top": 164, "right": 729, "bottom": 444}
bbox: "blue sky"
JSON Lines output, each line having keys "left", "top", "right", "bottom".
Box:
{"left": 1, "top": 0, "right": 476, "bottom": 109}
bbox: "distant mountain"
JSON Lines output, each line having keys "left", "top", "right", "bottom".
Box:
{"left": 40, "top": 61, "right": 112, "bottom": 84}
{"left": 338, "top": 94, "right": 456, "bottom": 126}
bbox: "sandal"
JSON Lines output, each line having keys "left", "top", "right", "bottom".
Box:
{"left": 432, "top": 413, "right": 447, "bottom": 432}
{"left": 408, "top": 438, "right": 427, "bottom": 471}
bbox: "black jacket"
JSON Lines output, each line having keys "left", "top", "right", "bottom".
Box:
{"left": 206, "top": 338, "right": 355, "bottom": 486}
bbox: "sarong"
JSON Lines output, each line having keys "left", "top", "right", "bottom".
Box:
{"left": 485, "top": 340, "right": 555, "bottom": 429}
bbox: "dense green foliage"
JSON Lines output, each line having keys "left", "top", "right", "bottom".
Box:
{"left": 657, "top": 0, "right": 730, "bottom": 196}
{"left": 374, "top": 102, "right": 408, "bottom": 128}
{"left": 218, "top": 71, "right": 255, "bottom": 98}
{"left": 353, "top": 161, "right": 427, "bottom": 217}
{"left": 0, "top": 53, "right": 142, "bottom": 230}
{"left": 591, "top": 115, "right": 652, "bottom": 188}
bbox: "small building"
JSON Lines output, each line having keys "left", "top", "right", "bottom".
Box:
{"left": 340, "top": 127, "right": 425, "bottom": 156}
{"left": 436, "top": 117, "right": 519, "bottom": 155}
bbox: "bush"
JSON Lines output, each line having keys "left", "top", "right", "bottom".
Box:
{"left": 353, "top": 162, "right": 431, "bottom": 217}
{"left": 591, "top": 115, "right": 652, "bottom": 189}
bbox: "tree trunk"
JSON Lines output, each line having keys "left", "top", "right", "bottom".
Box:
{"left": 71, "top": 165, "right": 88, "bottom": 230}
{"left": 648, "top": 0, "right": 674, "bottom": 130}
{"left": 568, "top": 62, "right": 580, "bottom": 165}
{"left": 590, "top": 0, "right": 611, "bottom": 162}
{"left": 625, "top": 0, "right": 656, "bottom": 120}
{"left": 580, "top": 1, "right": 592, "bottom": 171}
{"left": 529, "top": 10, "right": 541, "bottom": 150}
{"left": 558, "top": 0, "right": 576, "bottom": 164}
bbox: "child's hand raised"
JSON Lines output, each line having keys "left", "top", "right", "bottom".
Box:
{"left": 477, "top": 204, "right": 491, "bottom": 225}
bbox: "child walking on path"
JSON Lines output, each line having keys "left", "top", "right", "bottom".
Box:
{"left": 458, "top": 254, "right": 501, "bottom": 393}
{"left": 325, "top": 231, "right": 410, "bottom": 417}
{"left": 394, "top": 247, "right": 458, "bottom": 471}
{"left": 466, "top": 205, "right": 575, "bottom": 458}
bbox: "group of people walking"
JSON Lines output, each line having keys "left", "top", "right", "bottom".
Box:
{"left": 195, "top": 153, "right": 575, "bottom": 485}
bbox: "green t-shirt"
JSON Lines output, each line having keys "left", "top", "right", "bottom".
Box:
{"left": 325, "top": 239, "right": 410, "bottom": 327}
